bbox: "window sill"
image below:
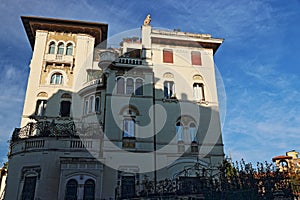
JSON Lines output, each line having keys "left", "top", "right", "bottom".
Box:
{"left": 162, "top": 98, "right": 178, "bottom": 103}
{"left": 83, "top": 112, "right": 102, "bottom": 117}
{"left": 115, "top": 93, "right": 144, "bottom": 97}
{"left": 122, "top": 137, "right": 136, "bottom": 149}
{"left": 195, "top": 100, "right": 209, "bottom": 105}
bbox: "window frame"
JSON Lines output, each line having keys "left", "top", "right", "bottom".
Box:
{"left": 163, "top": 49, "right": 173, "bottom": 63}
{"left": 117, "top": 77, "right": 125, "bottom": 94}
{"left": 123, "top": 118, "right": 135, "bottom": 138}
{"left": 65, "top": 179, "right": 78, "bottom": 200}
{"left": 83, "top": 179, "right": 95, "bottom": 200}
{"left": 135, "top": 78, "right": 143, "bottom": 96}
{"left": 21, "top": 176, "right": 37, "bottom": 200}
{"left": 176, "top": 121, "right": 184, "bottom": 142}
{"left": 35, "top": 99, "right": 47, "bottom": 116}
{"left": 57, "top": 42, "right": 65, "bottom": 55}
{"left": 193, "top": 82, "right": 205, "bottom": 101}
{"left": 191, "top": 51, "right": 202, "bottom": 66}
{"left": 66, "top": 43, "right": 73, "bottom": 56}
{"left": 50, "top": 73, "right": 64, "bottom": 85}
{"left": 189, "top": 122, "right": 197, "bottom": 142}
{"left": 60, "top": 100, "right": 71, "bottom": 117}
{"left": 164, "top": 81, "right": 175, "bottom": 99}
{"left": 116, "top": 76, "right": 144, "bottom": 96}
{"left": 95, "top": 96, "right": 101, "bottom": 113}
{"left": 48, "top": 42, "right": 56, "bottom": 54}
{"left": 126, "top": 78, "right": 134, "bottom": 95}
{"left": 89, "top": 96, "right": 95, "bottom": 113}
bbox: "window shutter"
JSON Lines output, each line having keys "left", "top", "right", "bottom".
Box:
{"left": 191, "top": 51, "right": 202, "bottom": 65}
{"left": 163, "top": 49, "right": 173, "bottom": 63}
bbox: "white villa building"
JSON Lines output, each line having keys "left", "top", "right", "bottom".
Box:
{"left": 5, "top": 15, "right": 224, "bottom": 199}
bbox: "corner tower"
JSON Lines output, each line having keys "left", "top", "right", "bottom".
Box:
{"left": 20, "top": 16, "right": 108, "bottom": 127}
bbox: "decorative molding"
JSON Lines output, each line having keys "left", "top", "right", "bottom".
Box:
{"left": 21, "top": 166, "right": 41, "bottom": 180}
{"left": 193, "top": 74, "right": 203, "bottom": 81}
{"left": 163, "top": 72, "right": 174, "bottom": 79}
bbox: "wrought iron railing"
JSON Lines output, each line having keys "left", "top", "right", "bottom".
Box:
{"left": 116, "top": 160, "right": 300, "bottom": 200}
{"left": 118, "top": 58, "right": 142, "bottom": 65}
{"left": 11, "top": 120, "right": 103, "bottom": 142}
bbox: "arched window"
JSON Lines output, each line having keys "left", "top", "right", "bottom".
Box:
{"left": 164, "top": 81, "right": 174, "bottom": 98}
{"left": 117, "top": 77, "right": 125, "bottom": 94}
{"left": 65, "top": 179, "right": 78, "bottom": 200}
{"left": 89, "top": 96, "right": 94, "bottom": 113}
{"left": 126, "top": 78, "right": 134, "bottom": 94}
{"left": 176, "top": 122, "right": 184, "bottom": 141}
{"left": 135, "top": 79, "right": 143, "bottom": 95}
{"left": 193, "top": 83, "right": 205, "bottom": 101}
{"left": 51, "top": 73, "right": 63, "bottom": 85}
{"left": 84, "top": 100, "right": 88, "bottom": 115}
{"left": 66, "top": 43, "right": 73, "bottom": 55}
{"left": 83, "top": 179, "right": 95, "bottom": 200}
{"left": 21, "top": 176, "right": 37, "bottom": 200}
{"left": 48, "top": 42, "right": 55, "bottom": 54}
{"left": 189, "top": 123, "right": 197, "bottom": 142}
{"left": 95, "top": 96, "right": 100, "bottom": 112}
{"left": 57, "top": 43, "right": 65, "bottom": 55}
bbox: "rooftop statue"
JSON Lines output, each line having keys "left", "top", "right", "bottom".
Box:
{"left": 143, "top": 14, "right": 151, "bottom": 26}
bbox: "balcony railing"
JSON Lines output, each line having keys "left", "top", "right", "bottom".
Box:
{"left": 118, "top": 58, "right": 142, "bottom": 65}
{"left": 44, "top": 54, "right": 74, "bottom": 64}
{"left": 82, "top": 78, "right": 104, "bottom": 88}
{"left": 11, "top": 120, "right": 103, "bottom": 142}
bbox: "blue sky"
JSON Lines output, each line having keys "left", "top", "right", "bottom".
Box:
{"left": 0, "top": 0, "right": 300, "bottom": 165}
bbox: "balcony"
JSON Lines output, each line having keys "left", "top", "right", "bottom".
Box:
{"left": 98, "top": 50, "right": 118, "bottom": 69}
{"left": 122, "top": 137, "right": 136, "bottom": 149}
{"left": 44, "top": 54, "right": 74, "bottom": 64}
{"left": 11, "top": 120, "right": 103, "bottom": 142}
{"left": 82, "top": 78, "right": 104, "bottom": 88}
{"left": 118, "top": 57, "right": 142, "bottom": 65}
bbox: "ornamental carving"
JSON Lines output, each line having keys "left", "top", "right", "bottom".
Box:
{"left": 143, "top": 14, "right": 151, "bottom": 26}
{"left": 163, "top": 72, "right": 174, "bottom": 79}
{"left": 37, "top": 92, "right": 48, "bottom": 97}
{"left": 193, "top": 74, "right": 203, "bottom": 81}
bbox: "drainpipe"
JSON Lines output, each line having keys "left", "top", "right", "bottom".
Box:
{"left": 152, "top": 71, "right": 157, "bottom": 192}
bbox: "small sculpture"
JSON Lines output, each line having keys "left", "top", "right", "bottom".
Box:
{"left": 143, "top": 14, "right": 151, "bottom": 26}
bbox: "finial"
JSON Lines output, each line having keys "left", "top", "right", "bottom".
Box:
{"left": 143, "top": 14, "right": 151, "bottom": 26}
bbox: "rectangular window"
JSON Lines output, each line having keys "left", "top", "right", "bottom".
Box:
{"left": 164, "top": 81, "right": 174, "bottom": 98}
{"left": 121, "top": 176, "right": 135, "bottom": 199}
{"left": 117, "top": 77, "right": 125, "bottom": 94}
{"left": 95, "top": 96, "right": 101, "bottom": 112}
{"left": 84, "top": 100, "right": 88, "bottom": 115}
{"left": 193, "top": 83, "right": 205, "bottom": 101}
{"left": 163, "top": 49, "right": 173, "bottom": 63}
{"left": 21, "top": 176, "right": 37, "bottom": 200}
{"left": 135, "top": 79, "right": 143, "bottom": 96}
{"left": 60, "top": 101, "right": 71, "bottom": 117}
{"left": 35, "top": 100, "right": 47, "bottom": 116}
{"left": 191, "top": 51, "right": 202, "bottom": 65}
{"left": 123, "top": 119, "right": 135, "bottom": 138}
{"left": 126, "top": 78, "right": 134, "bottom": 95}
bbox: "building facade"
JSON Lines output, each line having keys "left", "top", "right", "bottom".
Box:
{"left": 272, "top": 150, "right": 300, "bottom": 173}
{"left": 5, "top": 15, "right": 224, "bottom": 199}
{"left": 0, "top": 163, "right": 7, "bottom": 200}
